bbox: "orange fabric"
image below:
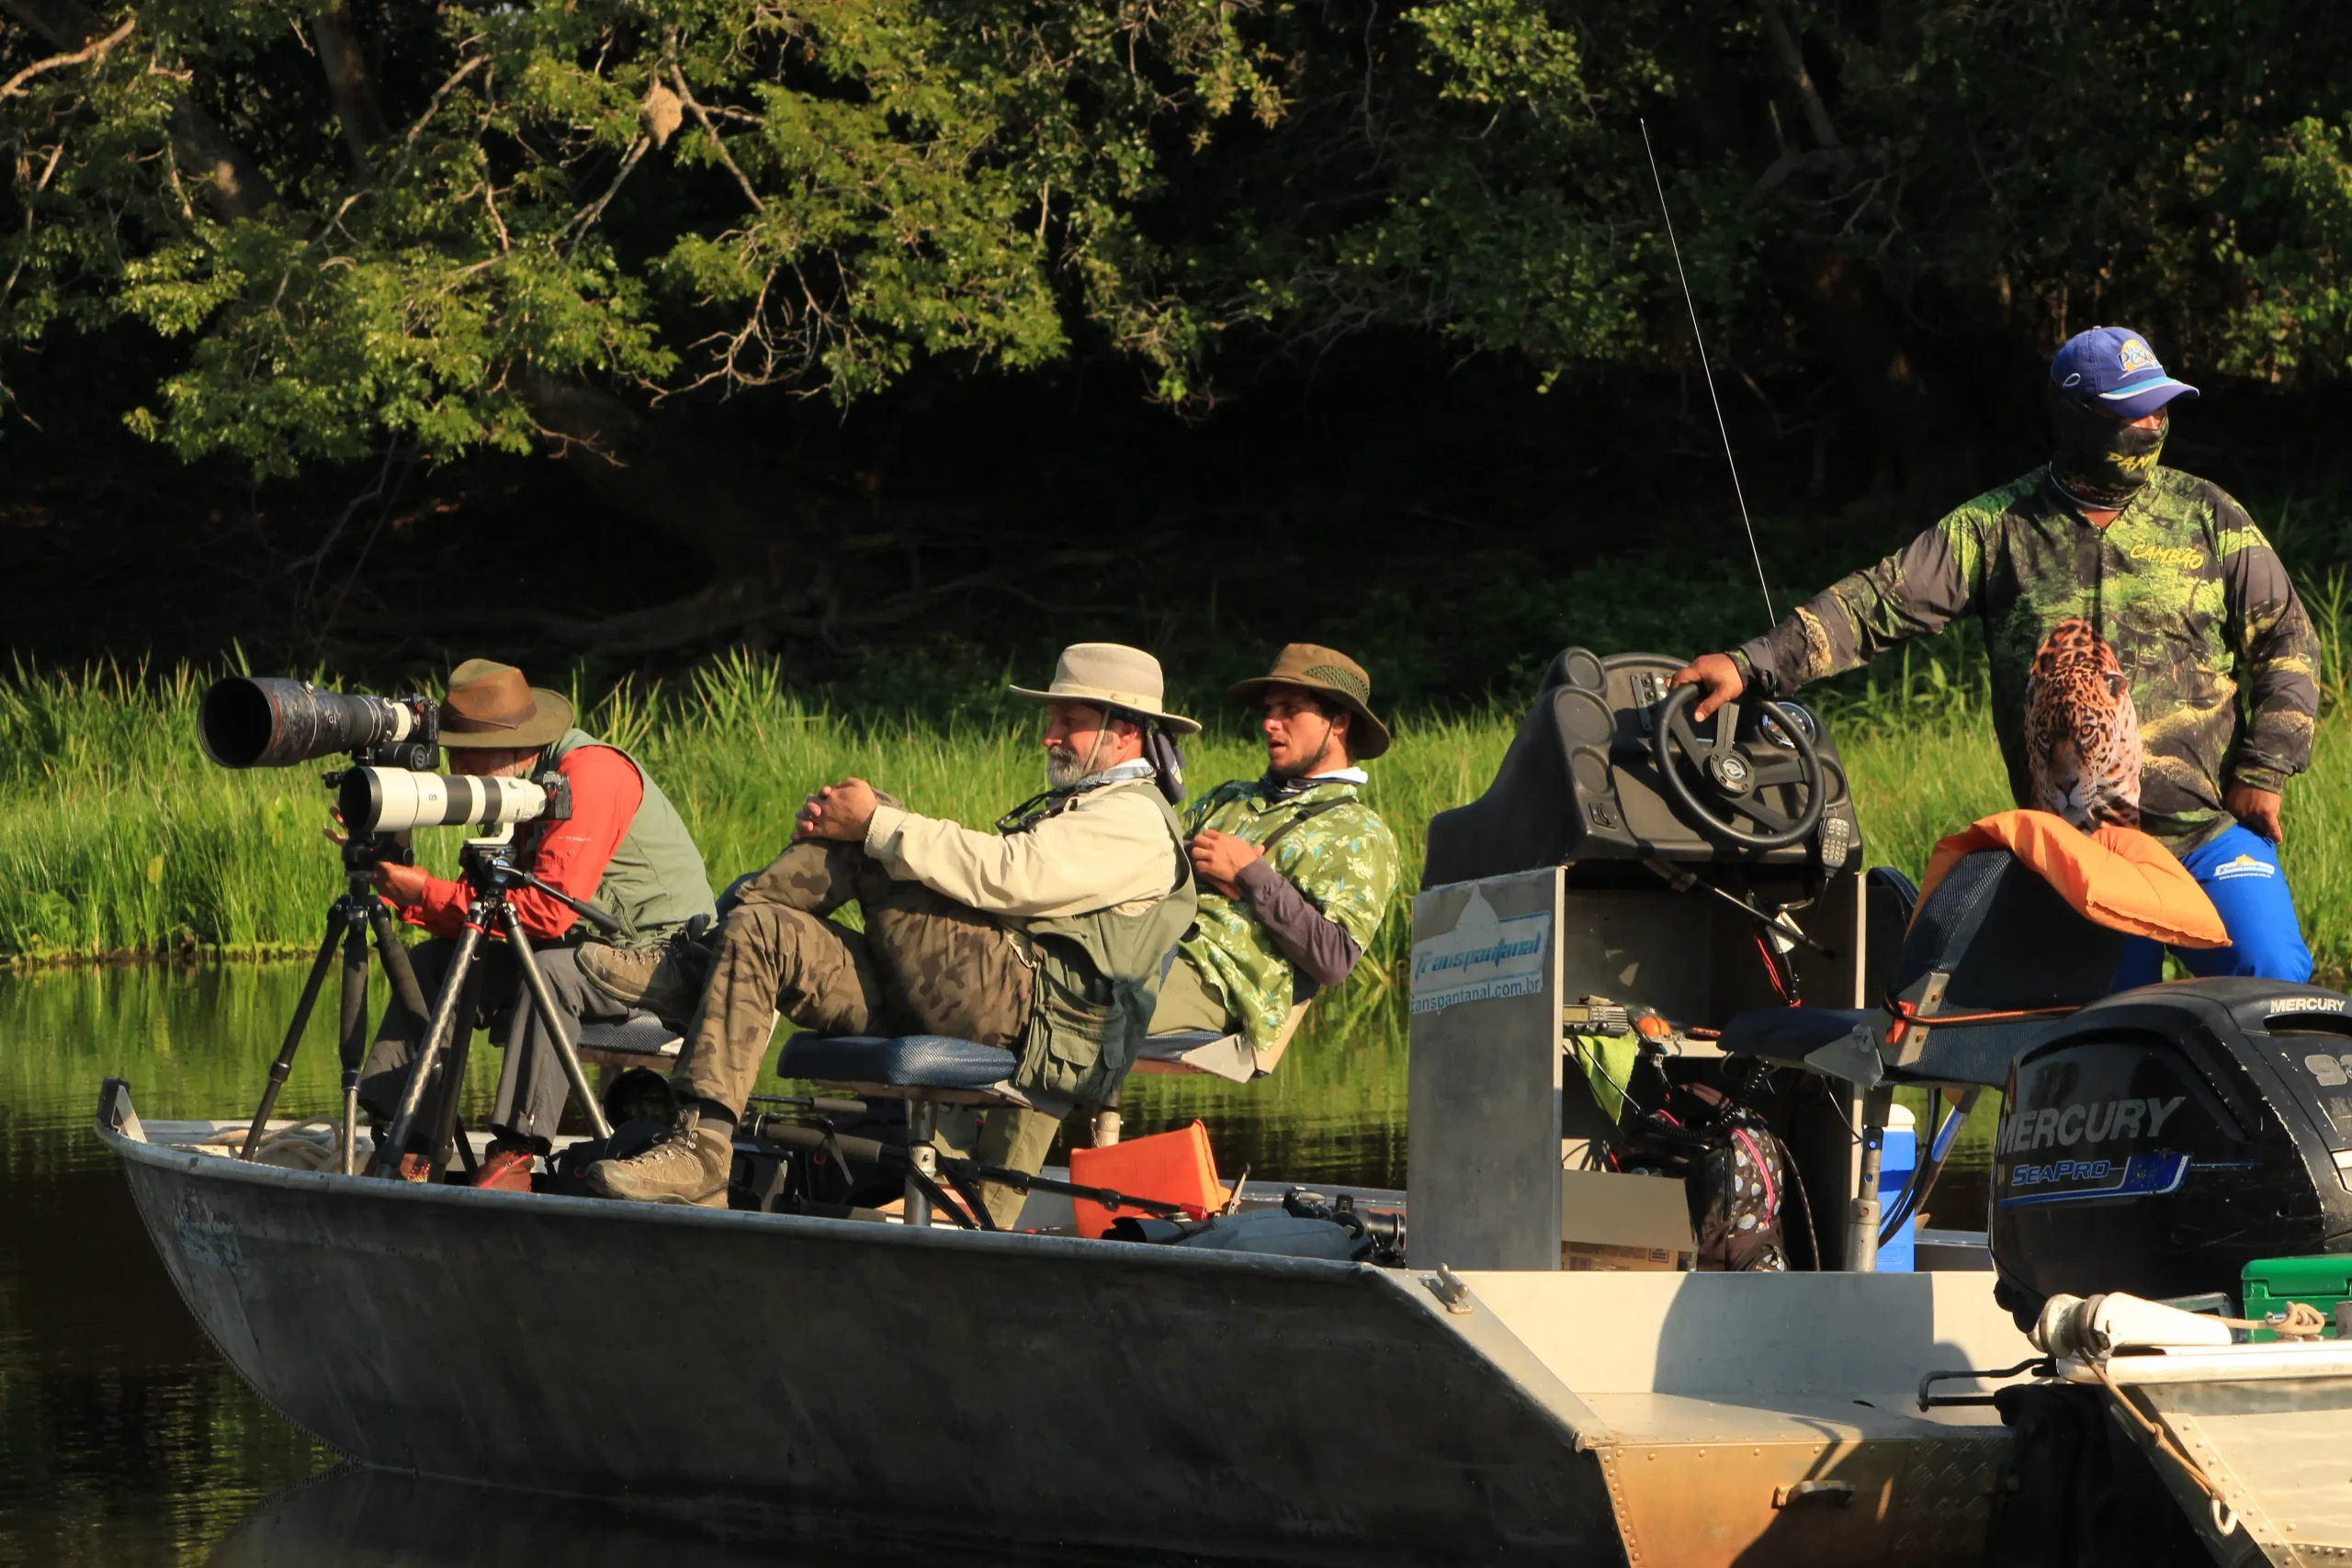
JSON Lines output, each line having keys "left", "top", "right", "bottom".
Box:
{"left": 1915, "top": 809, "right": 2227, "bottom": 950}
{"left": 1068, "top": 1121, "right": 1230, "bottom": 1238}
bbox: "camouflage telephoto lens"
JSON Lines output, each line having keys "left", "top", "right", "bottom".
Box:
{"left": 197, "top": 677, "right": 421, "bottom": 768}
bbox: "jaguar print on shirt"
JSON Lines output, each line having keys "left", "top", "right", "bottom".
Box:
{"left": 2022, "top": 617, "right": 2143, "bottom": 829}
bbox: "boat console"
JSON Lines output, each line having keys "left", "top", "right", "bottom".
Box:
{"left": 1416, "top": 644, "right": 2352, "bottom": 1342}
{"left": 1411, "top": 648, "right": 1875, "bottom": 1272}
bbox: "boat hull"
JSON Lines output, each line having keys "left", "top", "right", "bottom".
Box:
{"left": 105, "top": 1112, "right": 1618, "bottom": 1564}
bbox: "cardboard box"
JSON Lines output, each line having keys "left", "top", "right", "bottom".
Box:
{"left": 1561, "top": 1168, "right": 1696, "bottom": 1272}
{"left": 1564, "top": 1240, "right": 1685, "bottom": 1272}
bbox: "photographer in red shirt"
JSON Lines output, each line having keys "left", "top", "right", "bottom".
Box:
{"left": 356, "top": 660, "right": 715, "bottom": 1187}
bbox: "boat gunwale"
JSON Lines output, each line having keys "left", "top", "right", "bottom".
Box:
{"left": 95, "top": 1084, "right": 1404, "bottom": 1290}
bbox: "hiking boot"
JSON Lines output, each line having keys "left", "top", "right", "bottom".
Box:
{"left": 473, "top": 1144, "right": 537, "bottom": 1191}
{"left": 579, "top": 941, "right": 708, "bottom": 1023}
{"left": 583, "top": 1116, "right": 732, "bottom": 1207}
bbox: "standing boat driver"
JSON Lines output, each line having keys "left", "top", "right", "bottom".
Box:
{"left": 1671, "top": 326, "right": 2320, "bottom": 985}
{"left": 586, "top": 643, "right": 1200, "bottom": 1219}
{"left": 1154, "top": 644, "right": 1401, "bottom": 1063}
{"left": 357, "top": 660, "right": 718, "bottom": 1188}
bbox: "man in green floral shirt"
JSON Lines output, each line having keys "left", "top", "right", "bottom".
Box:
{"left": 1154, "top": 645, "right": 1401, "bottom": 1068}
{"left": 1672, "top": 326, "right": 2318, "bottom": 984}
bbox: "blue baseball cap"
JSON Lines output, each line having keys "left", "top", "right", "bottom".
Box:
{"left": 2050, "top": 326, "right": 2199, "bottom": 421}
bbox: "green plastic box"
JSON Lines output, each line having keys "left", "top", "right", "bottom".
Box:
{"left": 2240, "top": 1255, "right": 2352, "bottom": 1340}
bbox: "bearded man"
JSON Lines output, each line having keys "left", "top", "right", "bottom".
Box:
{"left": 1151, "top": 645, "right": 1400, "bottom": 1066}
{"left": 1671, "top": 326, "right": 2319, "bottom": 985}
{"left": 586, "top": 643, "right": 1198, "bottom": 1217}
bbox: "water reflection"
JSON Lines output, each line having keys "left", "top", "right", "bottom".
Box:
{"left": 208, "top": 1469, "right": 1260, "bottom": 1567}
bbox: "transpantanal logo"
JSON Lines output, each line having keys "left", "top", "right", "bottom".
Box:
{"left": 2213, "top": 853, "right": 2275, "bottom": 881}
{"left": 1411, "top": 887, "right": 1552, "bottom": 1015}
{"left": 2119, "top": 338, "right": 2156, "bottom": 374}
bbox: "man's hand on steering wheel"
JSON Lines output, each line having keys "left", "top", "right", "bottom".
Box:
{"left": 1668, "top": 653, "right": 1746, "bottom": 721}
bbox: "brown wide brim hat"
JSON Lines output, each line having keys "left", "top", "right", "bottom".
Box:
{"left": 437, "top": 658, "right": 575, "bottom": 750}
{"left": 1228, "top": 643, "right": 1391, "bottom": 761}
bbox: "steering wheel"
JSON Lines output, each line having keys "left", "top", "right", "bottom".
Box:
{"left": 1651, "top": 682, "right": 1826, "bottom": 852}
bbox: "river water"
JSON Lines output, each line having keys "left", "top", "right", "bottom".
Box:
{"left": 0, "top": 963, "right": 1987, "bottom": 1564}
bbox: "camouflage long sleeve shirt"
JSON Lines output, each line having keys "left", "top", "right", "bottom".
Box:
{"left": 1177, "top": 777, "right": 1400, "bottom": 1050}
{"left": 1734, "top": 466, "right": 2320, "bottom": 853}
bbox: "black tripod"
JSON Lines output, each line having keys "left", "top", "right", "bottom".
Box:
{"left": 241, "top": 832, "right": 435, "bottom": 1174}
{"left": 368, "top": 825, "right": 617, "bottom": 1179}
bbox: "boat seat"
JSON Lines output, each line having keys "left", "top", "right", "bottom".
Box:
{"left": 1090, "top": 998, "right": 1318, "bottom": 1147}
{"left": 1132, "top": 998, "right": 1313, "bottom": 1084}
{"left": 775, "top": 1032, "right": 1076, "bottom": 1227}
{"left": 572, "top": 1012, "right": 683, "bottom": 1070}
{"left": 1721, "top": 847, "right": 2127, "bottom": 1089}
{"left": 777, "top": 1032, "right": 1069, "bottom": 1115}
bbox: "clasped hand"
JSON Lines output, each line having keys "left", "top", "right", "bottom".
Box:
{"left": 795, "top": 778, "right": 881, "bottom": 842}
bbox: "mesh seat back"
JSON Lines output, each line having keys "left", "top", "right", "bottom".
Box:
{"left": 1890, "top": 848, "right": 2126, "bottom": 1014}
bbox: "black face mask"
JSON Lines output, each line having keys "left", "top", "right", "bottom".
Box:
{"left": 2048, "top": 383, "right": 2168, "bottom": 512}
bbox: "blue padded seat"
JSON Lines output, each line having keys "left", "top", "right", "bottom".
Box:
{"left": 778, "top": 1033, "right": 1017, "bottom": 1091}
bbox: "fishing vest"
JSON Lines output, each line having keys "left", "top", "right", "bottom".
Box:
{"left": 539, "top": 729, "right": 717, "bottom": 948}
{"left": 1008, "top": 780, "right": 1197, "bottom": 1106}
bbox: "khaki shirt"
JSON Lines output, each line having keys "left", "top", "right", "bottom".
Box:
{"left": 865, "top": 781, "right": 1181, "bottom": 919}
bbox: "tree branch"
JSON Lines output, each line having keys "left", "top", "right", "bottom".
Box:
{"left": 1756, "top": 0, "right": 1842, "bottom": 155}
{"left": 666, "top": 62, "right": 763, "bottom": 213}
{"left": 309, "top": 0, "right": 389, "bottom": 175}
{"left": 0, "top": 12, "right": 131, "bottom": 99}
{"left": 0, "top": 0, "right": 280, "bottom": 218}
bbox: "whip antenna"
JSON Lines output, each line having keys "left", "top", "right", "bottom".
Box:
{"left": 1640, "top": 118, "right": 1775, "bottom": 628}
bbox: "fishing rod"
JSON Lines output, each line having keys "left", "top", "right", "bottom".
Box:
{"left": 1639, "top": 118, "right": 1776, "bottom": 632}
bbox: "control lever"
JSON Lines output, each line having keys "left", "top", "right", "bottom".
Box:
{"left": 1644, "top": 859, "right": 1835, "bottom": 959}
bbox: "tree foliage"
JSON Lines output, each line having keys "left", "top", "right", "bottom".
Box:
{"left": 7, "top": 0, "right": 2352, "bottom": 491}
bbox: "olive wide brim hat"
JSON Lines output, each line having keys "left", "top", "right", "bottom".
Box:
{"left": 1228, "top": 643, "right": 1391, "bottom": 760}
{"left": 1008, "top": 642, "right": 1199, "bottom": 734}
{"left": 436, "top": 658, "right": 576, "bottom": 750}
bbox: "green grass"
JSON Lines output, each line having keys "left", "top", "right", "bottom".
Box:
{"left": 0, "top": 648, "right": 2344, "bottom": 984}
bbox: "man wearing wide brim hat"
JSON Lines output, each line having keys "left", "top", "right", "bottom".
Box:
{"left": 356, "top": 660, "right": 718, "bottom": 1188}
{"left": 1152, "top": 644, "right": 1400, "bottom": 1069}
{"left": 590, "top": 643, "right": 1199, "bottom": 1218}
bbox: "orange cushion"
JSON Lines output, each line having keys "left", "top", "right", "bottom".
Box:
{"left": 1916, "top": 809, "right": 2227, "bottom": 950}
{"left": 1068, "top": 1121, "right": 1229, "bottom": 1238}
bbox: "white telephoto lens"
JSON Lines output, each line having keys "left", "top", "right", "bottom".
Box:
{"left": 343, "top": 769, "right": 548, "bottom": 834}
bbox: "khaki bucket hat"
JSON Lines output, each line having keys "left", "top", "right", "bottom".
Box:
{"left": 1227, "top": 643, "right": 1391, "bottom": 761}
{"left": 1009, "top": 643, "right": 1199, "bottom": 734}
{"left": 437, "top": 659, "right": 576, "bottom": 750}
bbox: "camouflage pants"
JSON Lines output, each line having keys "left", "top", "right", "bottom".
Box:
{"left": 672, "top": 840, "right": 1055, "bottom": 1218}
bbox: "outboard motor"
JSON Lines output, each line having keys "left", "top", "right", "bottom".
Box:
{"left": 1991, "top": 977, "right": 2352, "bottom": 1320}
